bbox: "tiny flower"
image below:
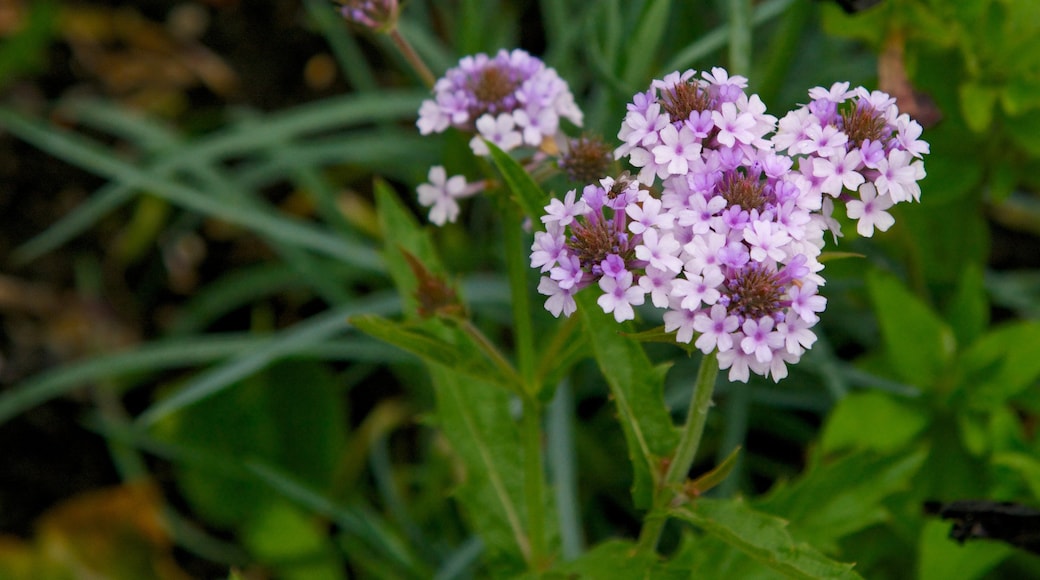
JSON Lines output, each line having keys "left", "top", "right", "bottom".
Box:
{"left": 542, "top": 189, "right": 589, "bottom": 227}
{"left": 635, "top": 229, "right": 684, "bottom": 273}
{"left": 845, "top": 182, "right": 895, "bottom": 237}
{"left": 469, "top": 113, "right": 523, "bottom": 155}
{"left": 664, "top": 303, "right": 699, "bottom": 343}
{"left": 639, "top": 266, "right": 677, "bottom": 308}
{"left": 417, "top": 166, "right": 469, "bottom": 225}
{"left": 597, "top": 270, "right": 646, "bottom": 322}
{"left": 338, "top": 0, "right": 399, "bottom": 31}
{"left": 538, "top": 276, "right": 577, "bottom": 318}
{"left": 692, "top": 304, "right": 739, "bottom": 354}
{"left": 740, "top": 317, "right": 783, "bottom": 363}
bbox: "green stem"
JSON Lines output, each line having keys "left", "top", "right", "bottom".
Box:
{"left": 637, "top": 350, "right": 719, "bottom": 552}
{"left": 389, "top": 28, "right": 436, "bottom": 89}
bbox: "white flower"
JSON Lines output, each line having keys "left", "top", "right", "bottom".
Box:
{"left": 846, "top": 182, "right": 895, "bottom": 237}
{"left": 417, "top": 166, "right": 468, "bottom": 225}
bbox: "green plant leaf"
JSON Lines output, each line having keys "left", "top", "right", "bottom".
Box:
{"left": 241, "top": 501, "right": 346, "bottom": 580}
{"left": 945, "top": 262, "right": 988, "bottom": 347}
{"left": 577, "top": 291, "right": 679, "bottom": 509}
{"left": 350, "top": 315, "right": 521, "bottom": 392}
{"left": 866, "top": 269, "right": 955, "bottom": 386}
{"left": 373, "top": 178, "right": 445, "bottom": 318}
{"left": 484, "top": 141, "right": 550, "bottom": 224}
{"left": 548, "top": 540, "right": 662, "bottom": 579}
{"left": 428, "top": 364, "right": 530, "bottom": 572}
{"left": 956, "top": 321, "right": 1040, "bottom": 409}
{"left": 917, "top": 520, "right": 1011, "bottom": 580}
{"left": 756, "top": 450, "right": 927, "bottom": 554}
{"left": 622, "top": 0, "right": 671, "bottom": 87}
{"left": 821, "top": 391, "right": 929, "bottom": 454}
{"left": 672, "top": 498, "right": 862, "bottom": 579}
{"left": 959, "top": 82, "right": 998, "bottom": 133}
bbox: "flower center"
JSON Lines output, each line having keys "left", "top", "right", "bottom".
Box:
{"left": 660, "top": 81, "right": 713, "bottom": 123}
{"left": 841, "top": 103, "right": 888, "bottom": 147}
{"left": 723, "top": 264, "right": 787, "bottom": 321}
{"left": 718, "top": 171, "right": 768, "bottom": 213}
{"left": 560, "top": 134, "right": 614, "bottom": 184}
{"left": 469, "top": 66, "right": 521, "bottom": 117}
{"left": 569, "top": 216, "right": 632, "bottom": 273}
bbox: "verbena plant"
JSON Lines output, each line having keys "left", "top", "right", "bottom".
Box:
{"left": 4, "top": 0, "right": 1040, "bottom": 578}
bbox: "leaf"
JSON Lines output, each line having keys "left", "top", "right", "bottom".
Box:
{"left": 958, "top": 81, "right": 998, "bottom": 133}
{"left": 688, "top": 446, "right": 742, "bottom": 496}
{"left": 350, "top": 315, "right": 521, "bottom": 393}
{"left": 673, "top": 498, "right": 862, "bottom": 579}
{"left": 955, "top": 321, "right": 1040, "bottom": 408}
{"left": 917, "top": 520, "right": 1011, "bottom": 580}
{"left": 622, "top": 0, "right": 672, "bottom": 87}
{"left": 756, "top": 450, "right": 927, "bottom": 554}
{"left": 484, "top": 141, "right": 550, "bottom": 224}
{"left": 866, "top": 269, "right": 954, "bottom": 386}
{"left": 945, "top": 262, "right": 988, "bottom": 348}
{"left": 821, "top": 391, "right": 929, "bottom": 454}
{"left": 428, "top": 365, "right": 530, "bottom": 572}
{"left": 153, "top": 359, "right": 348, "bottom": 528}
{"left": 577, "top": 291, "right": 679, "bottom": 509}
{"left": 241, "top": 502, "right": 346, "bottom": 580}
{"left": 548, "top": 540, "right": 663, "bottom": 579}
{"left": 373, "top": 179, "right": 444, "bottom": 318}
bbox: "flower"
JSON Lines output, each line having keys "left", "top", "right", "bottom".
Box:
{"left": 845, "top": 182, "right": 895, "bottom": 237}
{"left": 337, "top": 0, "right": 399, "bottom": 31}
{"left": 417, "top": 166, "right": 471, "bottom": 225}
{"left": 416, "top": 49, "right": 583, "bottom": 155}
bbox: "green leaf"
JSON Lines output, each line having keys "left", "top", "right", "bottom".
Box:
{"left": 241, "top": 502, "right": 346, "bottom": 580}
{"left": 959, "top": 82, "right": 998, "bottom": 133}
{"left": 756, "top": 450, "right": 927, "bottom": 554}
{"left": 917, "top": 520, "right": 1011, "bottom": 580}
{"left": 689, "top": 446, "right": 742, "bottom": 496}
{"left": 429, "top": 365, "right": 530, "bottom": 572}
{"left": 374, "top": 178, "right": 444, "bottom": 318}
{"left": 622, "top": 0, "right": 671, "bottom": 87}
{"left": 484, "top": 141, "right": 550, "bottom": 224}
{"left": 821, "top": 391, "right": 929, "bottom": 454}
{"left": 866, "top": 269, "right": 955, "bottom": 386}
{"left": 153, "top": 359, "right": 347, "bottom": 527}
{"left": 955, "top": 321, "right": 1040, "bottom": 408}
{"left": 673, "top": 498, "right": 862, "bottom": 579}
{"left": 945, "top": 263, "right": 988, "bottom": 348}
{"left": 548, "top": 540, "right": 663, "bottom": 579}
{"left": 350, "top": 315, "right": 521, "bottom": 392}
{"left": 578, "top": 291, "right": 679, "bottom": 509}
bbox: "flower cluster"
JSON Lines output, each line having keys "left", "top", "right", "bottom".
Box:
{"left": 417, "top": 49, "right": 583, "bottom": 156}
{"left": 532, "top": 68, "right": 929, "bottom": 382}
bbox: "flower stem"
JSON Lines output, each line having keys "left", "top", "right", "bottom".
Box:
{"left": 636, "top": 350, "right": 719, "bottom": 553}
{"left": 522, "top": 393, "right": 548, "bottom": 570}
{"left": 389, "top": 28, "right": 436, "bottom": 89}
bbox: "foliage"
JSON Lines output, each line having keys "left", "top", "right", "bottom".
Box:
{"left": 2, "top": 0, "right": 1040, "bottom": 578}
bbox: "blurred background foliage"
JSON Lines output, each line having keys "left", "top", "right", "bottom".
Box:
{"left": 1, "top": 0, "right": 1040, "bottom": 578}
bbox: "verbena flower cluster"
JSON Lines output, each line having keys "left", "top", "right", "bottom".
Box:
{"left": 532, "top": 68, "right": 929, "bottom": 382}
{"left": 411, "top": 51, "right": 930, "bottom": 381}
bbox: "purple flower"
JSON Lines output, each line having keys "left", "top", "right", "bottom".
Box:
{"left": 417, "top": 49, "right": 583, "bottom": 156}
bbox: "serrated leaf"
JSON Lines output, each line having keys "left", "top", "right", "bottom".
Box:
{"left": 350, "top": 315, "right": 521, "bottom": 393}
{"left": 821, "top": 391, "right": 929, "bottom": 454}
{"left": 688, "top": 446, "right": 741, "bottom": 496}
{"left": 673, "top": 498, "right": 862, "bottom": 579}
{"left": 428, "top": 365, "right": 530, "bottom": 572}
{"left": 945, "top": 263, "right": 988, "bottom": 347}
{"left": 756, "top": 451, "right": 927, "bottom": 554}
{"left": 484, "top": 141, "right": 549, "bottom": 224}
{"left": 866, "top": 270, "right": 954, "bottom": 386}
{"left": 578, "top": 291, "right": 679, "bottom": 509}
{"left": 373, "top": 179, "right": 443, "bottom": 318}
{"left": 547, "top": 540, "right": 663, "bottom": 580}
{"left": 955, "top": 321, "right": 1040, "bottom": 408}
